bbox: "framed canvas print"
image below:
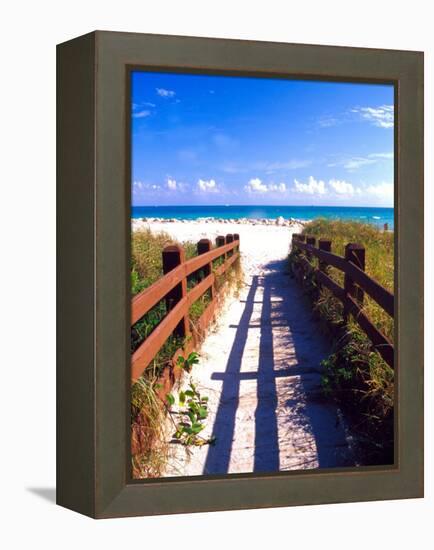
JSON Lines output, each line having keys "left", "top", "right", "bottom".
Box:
{"left": 57, "top": 31, "right": 423, "bottom": 518}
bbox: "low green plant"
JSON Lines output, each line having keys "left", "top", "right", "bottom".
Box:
{"left": 166, "top": 380, "right": 215, "bottom": 447}
{"left": 164, "top": 353, "right": 215, "bottom": 447}
{"left": 176, "top": 351, "right": 200, "bottom": 373}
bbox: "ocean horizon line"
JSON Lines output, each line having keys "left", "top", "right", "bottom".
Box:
{"left": 132, "top": 204, "right": 393, "bottom": 209}
{"left": 131, "top": 204, "right": 394, "bottom": 229}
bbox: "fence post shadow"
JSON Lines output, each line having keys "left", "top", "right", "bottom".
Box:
{"left": 204, "top": 276, "right": 259, "bottom": 474}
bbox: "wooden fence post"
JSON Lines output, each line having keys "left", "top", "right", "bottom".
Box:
{"left": 226, "top": 233, "right": 234, "bottom": 258}
{"left": 162, "top": 244, "right": 190, "bottom": 340}
{"left": 318, "top": 238, "right": 332, "bottom": 272}
{"left": 216, "top": 235, "right": 225, "bottom": 266}
{"left": 306, "top": 236, "right": 316, "bottom": 260}
{"left": 197, "top": 238, "right": 214, "bottom": 299}
{"left": 233, "top": 233, "right": 240, "bottom": 252}
{"left": 344, "top": 242, "right": 366, "bottom": 320}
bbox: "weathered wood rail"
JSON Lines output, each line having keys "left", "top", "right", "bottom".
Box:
{"left": 131, "top": 233, "right": 240, "bottom": 382}
{"left": 291, "top": 233, "right": 394, "bottom": 368}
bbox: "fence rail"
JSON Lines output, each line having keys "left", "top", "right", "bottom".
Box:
{"left": 291, "top": 233, "right": 394, "bottom": 368}
{"left": 131, "top": 233, "right": 240, "bottom": 382}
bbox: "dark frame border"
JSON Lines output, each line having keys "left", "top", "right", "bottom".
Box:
{"left": 57, "top": 31, "right": 423, "bottom": 518}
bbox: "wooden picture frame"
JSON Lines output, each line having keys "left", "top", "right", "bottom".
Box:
{"left": 57, "top": 30, "right": 423, "bottom": 518}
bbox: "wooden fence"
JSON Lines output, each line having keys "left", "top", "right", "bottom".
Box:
{"left": 291, "top": 233, "right": 394, "bottom": 368}
{"left": 131, "top": 233, "right": 240, "bottom": 383}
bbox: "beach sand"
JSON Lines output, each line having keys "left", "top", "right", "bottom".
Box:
{"left": 132, "top": 218, "right": 304, "bottom": 279}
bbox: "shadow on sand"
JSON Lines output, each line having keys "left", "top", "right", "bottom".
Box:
{"left": 203, "top": 258, "right": 354, "bottom": 475}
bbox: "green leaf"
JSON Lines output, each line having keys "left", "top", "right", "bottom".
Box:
{"left": 185, "top": 390, "right": 194, "bottom": 397}
{"left": 198, "top": 407, "right": 208, "bottom": 419}
{"left": 166, "top": 393, "right": 175, "bottom": 406}
{"left": 178, "top": 391, "right": 186, "bottom": 406}
{"left": 191, "top": 423, "right": 204, "bottom": 434}
{"left": 187, "top": 352, "right": 200, "bottom": 365}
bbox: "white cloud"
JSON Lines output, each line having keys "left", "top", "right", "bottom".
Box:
{"left": 244, "top": 178, "right": 286, "bottom": 194}
{"left": 132, "top": 109, "right": 151, "bottom": 119}
{"left": 197, "top": 178, "right": 219, "bottom": 192}
{"left": 318, "top": 115, "right": 339, "bottom": 128}
{"left": 343, "top": 157, "right": 377, "bottom": 171}
{"left": 365, "top": 182, "right": 394, "bottom": 200}
{"left": 351, "top": 105, "right": 394, "bottom": 128}
{"left": 166, "top": 178, "right": 177, "bottom": 191}
{"left": 329, "top": 152, "right": 394, "bottom": 171}
{"left": 245, "top": 178, "right": 268, "bottom": 193}
{"left": 269, "top": 182, "right": 287, "bottom": 192}
{"left": 369, "top": 152, "right": 393, "bottom": 159}
{"left": 221, "top": 158, "right": 310, "bottom": 174}
{"left": 292, "top": 175, "right": 392, "bottom": 204}
{"left": 133, "top": 181, "right": 160, "bottom": 191}
{"left": 293, "top": 176, "right": 326, "bottom": 195}
{"left": 156, "top": 88, "right": 176, "bottom": 98}
{"left": 329, "top": 179, "right": 360, "bottom": 195}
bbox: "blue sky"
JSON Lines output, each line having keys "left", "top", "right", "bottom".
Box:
{"left": 131, "top": 71, "right": 394, "bottom": 207}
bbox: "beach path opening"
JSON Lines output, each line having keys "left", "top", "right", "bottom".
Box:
{"left": 156, "top": 222, "right": 355, "bottom": 476}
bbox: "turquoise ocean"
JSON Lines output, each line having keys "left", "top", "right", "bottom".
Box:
{"left": 132, "top": 205, "right": 394, "bottom": 229}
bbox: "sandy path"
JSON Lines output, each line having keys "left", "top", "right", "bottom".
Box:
{"left": 139, "top": 221, "right": 355, "bottom": 476}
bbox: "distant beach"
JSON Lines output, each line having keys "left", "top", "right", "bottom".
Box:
{"left": 131, "top": 205, "right": 394, "bottom": 229}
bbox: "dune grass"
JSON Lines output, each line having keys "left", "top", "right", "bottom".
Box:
{"left": 303, "top": 219, "right": 394, "bottom": 340}
{"left": 288, "top": 219, "right": 395, "bottom": 465}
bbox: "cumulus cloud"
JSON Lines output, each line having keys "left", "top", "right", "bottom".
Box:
{"left": 270, "top": 182, "right": 287, "bottom": 192}
{"left": 329, "top": 179, "right": 360, "bottom": 195}
{"left": 244, "top": 178, "right": 287, "bottom": 194}
{"left": 365, "top": 182, "right": 393, "bottom": 200}
{"left": 293, "top": 176, "right": 326, "bottom": 195}
{"left": 245, "top": 178, "right": 268, "bottom": 193}
{"left": 156, "top": 88, "right": 176, "bottom": 98}
{"left": 351, "top": 105, "right": 394, "bottom": 128}
{"left": 166, "top": 178, "right": 177, "bottom": 191}
{"left": 197, "top": 179, "right": 219, "bottom": 192}
{"left": 292, "top": 175, "right": 392, "bottom": 204}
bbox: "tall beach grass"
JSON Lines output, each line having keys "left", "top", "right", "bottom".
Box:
{"left": 289, "top": 219, "right": 394, "bottom": 465}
